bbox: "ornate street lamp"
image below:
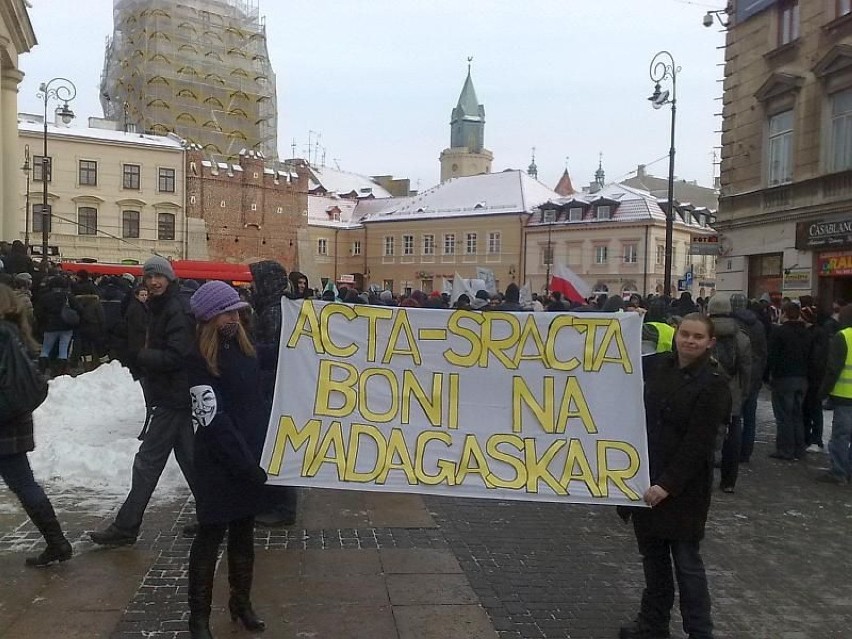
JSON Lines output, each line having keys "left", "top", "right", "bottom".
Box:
{"left": 36, "top": 78, "right": 76, "bottom": 271}
{"left": 543, "top": 207, "right": 556, "bottom": 295}
{"left": 648, "top": 51, "right": 680, "bottom": 298}
{"left": 21, "top": 145, "right": 31, "bottom": 250}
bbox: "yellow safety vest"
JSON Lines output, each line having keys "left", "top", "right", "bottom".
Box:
{"left": 647, "top": 322, "right": 675, "bottom": 353}
{"left": 831, "top": 328, "right": 852, "bottom": 399}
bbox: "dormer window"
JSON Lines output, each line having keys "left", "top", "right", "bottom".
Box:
{"left": 569, "top": 207, "right": 583, "bottom": 221}
{"left": 542, "top": 209, "right": 557, "bottom": 223}
{"left": 596, "top": 205, "right": 611, "bottom": 220}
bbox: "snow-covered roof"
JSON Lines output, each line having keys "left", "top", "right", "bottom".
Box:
{"left": 529, "top": 182, "right": 716, "bottom": 231}
{"left": 18, "top": 117, "right": 185, "bottom": 151}
{"left": 306, "top": 195, "right": 360, "bottom": 229}
{"left": 361, "top": 170, "right": 560, "bottom": 223}
{"left": 307, "top": 164, "right": 392, "bottom": 199}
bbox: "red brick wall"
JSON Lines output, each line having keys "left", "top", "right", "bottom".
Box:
{"left": 186, "top": 149, "right": 309, "bottom": 268}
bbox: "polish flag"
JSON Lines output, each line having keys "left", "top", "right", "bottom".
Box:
{"left": 549, "top": 263, "right": 591, "bottom": 303}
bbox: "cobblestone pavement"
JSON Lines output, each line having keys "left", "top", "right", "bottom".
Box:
{"left": 425, "top": 395, "right": 852, "bottom": 639}
{"left": 0, "top": 395, "right": 849, "bottom": 638}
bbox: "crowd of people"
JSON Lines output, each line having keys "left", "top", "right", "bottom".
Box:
{"left": 1, "top": 242, "right": 851, "bottom": 638}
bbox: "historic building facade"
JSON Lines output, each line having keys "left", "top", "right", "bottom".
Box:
{"left": 717, "top": 1, "right": 852, "bottom": 307}
{"left": 0, "top": 0, "right": 35, "bottom": 242}
{"left": 17, "top": 115, "right": 192, "bottom": 263}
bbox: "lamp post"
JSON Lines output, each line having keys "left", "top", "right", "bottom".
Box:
{"left": 648, "top": 51, "right": 679, "bottom": 298}
{"left": 36, "top": 78, "right": 76, "bottom": 271}
{"left": 543, "top": 207, "right": 556, "bottom": 295}
{"left": 21, "top": 145, "right": 31, "bottom": 250}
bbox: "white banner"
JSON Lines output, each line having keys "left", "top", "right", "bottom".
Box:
{"left": 260, "top": 300, "right": 650, "bottom": 506}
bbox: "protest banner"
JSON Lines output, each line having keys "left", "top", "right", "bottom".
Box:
{"left": 260, "top": 300, "right": 650, "bottom": 506}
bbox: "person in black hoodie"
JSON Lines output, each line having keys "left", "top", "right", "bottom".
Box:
{"left": 186, "top": 281, "right": 269, "bottom": 638}
{"left": 90, "top": 256, "right": 198, "bottom": 547}
{"left": 288, "top": 270, "right": 310, "bottom": 299}
{"left": 33, "top": 275, "right": 81, "bottom": 376}
{"left": 248, "top": 260, "right": 298, "bottom": 527}
{"left": 730, "top": 293, "right": 767, "bottom": 463}
{"left": 766, "top": 302, "right": 811, "bottom": 460}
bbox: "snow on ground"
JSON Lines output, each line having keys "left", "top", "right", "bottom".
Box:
{"left": 27, "top": 361, "right": 186, "bottom": 512}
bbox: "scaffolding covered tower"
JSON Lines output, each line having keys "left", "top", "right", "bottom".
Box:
{"left": 101, "top": 0, "right": 278, "bottom": 160}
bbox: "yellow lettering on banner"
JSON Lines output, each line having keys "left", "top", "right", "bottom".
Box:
{"left": 266, "top": 415, "right": 321, "bottom": 476}
{"left": 570, "top": 318, "right": 610, "bottom": 371}
{"left": 524, "top": 438, "right": 567, "bottom": 494}
{"left": 414, "top": 431, "right": 456, "bottom": 485}
{"left": 591, "top": 320, "right": 633, "bottom": 373}
{"left": 319, "top": 304, "right": 358, "bottom": 357}
{"left": 382, "top": 311, "right": 422, "bottom": 365}
{"left": 456, "top": 434, "right": 495, "bottom": 487}
{"left": 558, "top": 438, "right": 603, "bottom": 497}
{"left": 401, "top": 370, "right": 443, "bottom": 426}
{"left": 444, "top": 311, "right": 484, "bottom": 367}
{"left": 556, "top": 377, "right": 597, "bottom": 434}
{"left": 286, "top": 301, "right": 324, "bottom": 353}
{"left": 353, "top": 305, "right": 394, "bottom": 362}
{"left": 544, "top": 315, "right": 581, "bottom": 372}
{"left": 513, "top": 315, "right": 548, "bottom": 367}
{"left": 314, "top": 360, "right": 358, "bottom": 418}
{"left": 484, "top": 434, "right": 526, "bottom": 489}
{"left": 305, "top": 420, "right": 346, "bottom": 479}
{"left": 448, "top": 373, "right": 459, "bottom": 429}
{"left": 512, "top": 376, "right": 597, "bottom": 434}
{"left": 596, "top": 440, "right": 641, "bottom": 500}
{"left": 344, "top": 423, "right": 386, "bottom": 482}
{"left": 479, "top": 312, "right": 521, "bottom": 369}
{"left": 360, "top": 368, "right": 399, "bottom": 423}
{"left": 377, "top": 428, "right": 418, "bottom": 484}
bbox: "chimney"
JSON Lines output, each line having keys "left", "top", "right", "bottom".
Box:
{"left": 637, "top": 164, "right": 646, "bottom": 178}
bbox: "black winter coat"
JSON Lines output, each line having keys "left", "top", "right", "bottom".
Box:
{"left": 0, "top": 323, "right": 35, "bottom": 455}
{"left": 631, "top": 353, "right": 731, "bottom": 541}
{"left": 34, "top": 289, "right": 81, "bottom": 333}
{"left": 188, "top": 338, "right": 269, "bottom": 525}
{"left": 135, "top": 283, "right": 193, "bottom": 409}
{"left": 766, "top": 321, "right": 811, "bottom": 380}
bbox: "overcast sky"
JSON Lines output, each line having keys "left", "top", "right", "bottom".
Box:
{"left": 18, "top": 0, "right": 728, "bottom": 193}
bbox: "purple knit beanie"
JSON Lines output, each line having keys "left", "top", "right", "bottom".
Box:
{"left": 190, "top": 281, "right": 249, "bottom": 322}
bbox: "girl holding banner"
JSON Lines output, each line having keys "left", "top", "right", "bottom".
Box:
{"left": 186, "top": 282, "right": 270, "bottom": 638}
{"left": 621, "top": 313, "right": 731, "bottom": 639}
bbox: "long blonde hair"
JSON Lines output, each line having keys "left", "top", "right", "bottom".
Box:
{"left": 196, "top": 318, "right": 255, "bottom": 376}
{"left": 0, "top": 283, "right": 38, "bottom": 352}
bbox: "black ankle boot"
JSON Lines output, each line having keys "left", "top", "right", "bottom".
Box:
{"left": 228, "top": 598, "right": 265, "bottom": 631}
{"left": 23, "top": 499, "right": 73, "bottom": 567}
{"left": 619, "top": 618, "right": 671, "bottom": 639}
{"left": 188, "top": 615, "right": 214, "bottom": 639}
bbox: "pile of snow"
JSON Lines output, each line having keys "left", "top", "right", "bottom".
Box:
{"left": 28, "top": 361, "right": 187, "bottom": 511}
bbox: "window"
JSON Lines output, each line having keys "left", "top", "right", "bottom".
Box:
{"left": 840, "top": 0, "right": 852, "bottom": 18}
{"left": 594, "top": 245, "right": 608, "bottom": 264}
{"left": 352, "top": 240, "right": 361, "bottom": 256}
{"left": 123, "top": 164, "right": 141, "bottom": 190}
{"left": 466, "top": 232, "right": 477, "bottom": 255}
{"left": 779, "top": 1, "right": 799, "bottom": 46}
{"left": 768, "top": 110, "right": 794, "bottom": 185}
{"left": 384, "top": 236, "right": 395, "bottom": 257}
{"left": 158, "top": 167, "right": 176, "bottom": 192}
{"left": 32, "top": 204, "right": 51, "bottom": 233}
{"left": 78, "top": 207, "right": 98, "bottom": 235}
{"left": 596, "top": 205, "right": 611, "bottom": 220}
{"left": 656, "top": 245, "right": 665, "bottom": 265}
{"left": 122, "top": 210, "right": 140, "bottom": 238}
{"left": 443, "top": 233, "right": 455, "bottom": 255}
{"left": 831, "top": 88, "right": 852, "bottom": 171}
{"left": 79, "top": 160, "right": 98, "bottom": 186}
{"left": 488, "top": 232, "right": 501, "bottom": 255}
{"left": 423, "top": 234, "right": 435, "bottom": 256}
{"left": 317, "top": 238, "right": 328, "bottom": 256}
{"left": 158, "top": 212, "right": 175, "bottom": 240}
{"left": 33, "top": 156, "right": 51, "bottom": 182}
{"left": 403, "top": 234, "right": 414, "bottom": 256}
{"left": 623, "top": 244, "right": 638, "bottom": 264}
{"left": 568, "top": 207, "right": 583, "bottom": 221}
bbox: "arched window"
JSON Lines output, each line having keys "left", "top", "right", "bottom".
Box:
{"left": 122, "top": 210, "right": 140, "bottom": 238}
{"left": 158, "top": 212, "right": 175, "bottom": 241}
{"left": 78, "top": 207, "right": 98, "bottom": 236}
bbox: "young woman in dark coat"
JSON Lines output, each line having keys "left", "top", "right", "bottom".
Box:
{"left": 186, "top": 281, "right": 269, "bottom": 639}
{"left": 620, "top": 313, "right": 731, "bottom": 639}
{"left": 0, "top": 284, "right": 72, "bottom": 566}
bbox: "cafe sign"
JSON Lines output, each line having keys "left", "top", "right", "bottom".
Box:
{"left": 818, "top": 251, "right": 852, "bottom": 277}
{"left": 796, "top": 219, "right": 852, "bottom": 250}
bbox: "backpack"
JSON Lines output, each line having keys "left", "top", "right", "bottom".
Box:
{"left": 712, "top": 332, "right": 739, "bottom": 378}
{"left": 0, "top": 322, "right": 49, "bottom": 422}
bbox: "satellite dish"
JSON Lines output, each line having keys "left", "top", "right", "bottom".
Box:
{"left": 651, "top": 89, "right": 670, "bottom": 109}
